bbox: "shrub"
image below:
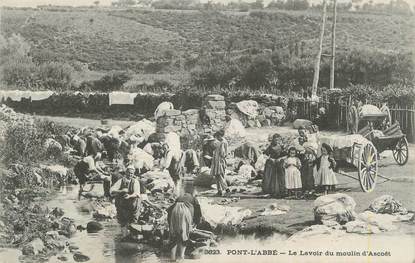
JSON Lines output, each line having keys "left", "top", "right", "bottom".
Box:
{"left": 36, "top": 61, "right": 74, "bottom": 91}
{"left": 190, "top": 56, "right": 241, "bottom": 88}
{"left": 79, "top": 71, "right": 131, "bottom": 92}
{"left": 1, "top": 120, "right": 48, "bottom": 164}
{"left": 240, "top": 55, "right": 274, "bottom": 88}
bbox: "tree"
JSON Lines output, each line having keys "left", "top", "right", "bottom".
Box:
{"left": 93, "top": 1, "right": 100, "bottom": 6}
{"left": 112, "top": 0, "right": 136, "bottom": 7}
{"left": 251, "top": 0, "right": 264, "bottom": 9}
{"left": 241, "top": 55, "right": 274, "bottom": 88}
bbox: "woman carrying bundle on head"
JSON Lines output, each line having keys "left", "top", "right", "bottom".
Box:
{"left": 167, "top": 181, "right": 202, "bottom": 262}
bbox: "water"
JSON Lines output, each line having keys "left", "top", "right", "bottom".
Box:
{"left": 46, "top": 186, "right": 169, "bottom": 263}
{"left": 44, "top": 185, "right": 289, "bottom": 263}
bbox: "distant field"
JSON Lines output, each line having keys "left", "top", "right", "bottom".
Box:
{"left": 1, "top": 8, "right": 414, "bottom": 73}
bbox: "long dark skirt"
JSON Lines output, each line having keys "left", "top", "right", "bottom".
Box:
{"left": 262, "top": 159, "right": 285, "bottom": 197}
{"left": 301, "top": 160, "right": 315, "bottom": 191}
{"left": 115, "top": 197, "right": 140, "bottom": 227}
{"left": 169, "top": 203, "right": 193, "bottom": 243}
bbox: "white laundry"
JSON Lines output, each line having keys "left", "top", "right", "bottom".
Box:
{"left": 238, "top": 164, "right": 256, "bottom": 179}
{"left": 128, "top": 147, "right": 154, "bottom": 172}
{"left": 318, "top": 134, "right": 370, "bottom": 150}
{"left": 30, "top": 91, "right": 54, "bottom": 101}
{"left": 225, "top": 119, "right": 247, "bottom": 138}
{"left": 154, "top": 101, "right": 174, "bottom": 120}
{"left": 109, "top": 92, "right": 137, "bottom": 105}
{"left": 198, "top": 197, "right": 252, "bottom": 228}
{"left": 0, "top": 90, "right": 30, "bottom": 101}
{"left": 164, "top": 132, "right": 181, "bottom": 154}
{"left": 124, "top": 119, "right": 156, "bottom": 141}
{"left": 359, "top": 104, "right": 383, "bottom": 117}
{"left": 236, "top": 100, "right": 259, "bottom": 117}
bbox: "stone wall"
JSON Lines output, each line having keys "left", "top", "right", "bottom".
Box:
{"left": 155, "top": 94, "right": 226, "bottom": 139}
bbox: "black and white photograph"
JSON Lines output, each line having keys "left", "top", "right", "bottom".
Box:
{"left": 0, "top": 0, "right": 414, "bottom": 262}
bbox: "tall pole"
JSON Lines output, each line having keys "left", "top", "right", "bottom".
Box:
{"left": 330, "top": 0, "right": 337, "bottom": 90}
{"left": 311, "top": 0, "right": 327, "bottom": 100}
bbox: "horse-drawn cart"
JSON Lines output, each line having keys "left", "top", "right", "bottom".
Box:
{"left": 320, "top": 106, "right": 408, "bottom": 192}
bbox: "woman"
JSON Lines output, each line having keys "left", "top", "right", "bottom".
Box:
{"left": 74, "top": 154, "right": 108, "bottom": 199}
{"left": 261, "top": 133, "right": 286, "bottom": 197}
{"left": 210, "top": 130, "right": 229, "bottom": 196}
{"left": 160, "top": 143, "right": 183, "bottom": 194}
{"left": 110, "top": 166, "right": 141, "bottom": 238}
{"left": 167, "top": 181, "right": 202, "bottom": 261}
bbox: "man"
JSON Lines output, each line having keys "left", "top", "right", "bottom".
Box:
{"left": 201, "top": 135, "right": 216, "bottom": 168}
{"left": 110, "top": 166, "right": 141, "bottom": 238}
{"left": 210, "top": 130, "right": 229, "bottom": 196}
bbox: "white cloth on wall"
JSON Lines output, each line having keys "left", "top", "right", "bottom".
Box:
{"left": 30, "top": 91, "right": 54, "bottom": 101}
{"left": 109, "top": 92, "right": 137, "bottom": 106}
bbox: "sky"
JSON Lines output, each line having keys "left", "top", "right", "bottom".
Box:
{"left": 0, "top": 0, "right": 414, "bottom": 8}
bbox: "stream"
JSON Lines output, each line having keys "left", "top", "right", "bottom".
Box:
{"left": 43, "top": 185, "right": 290, "bottom": 263}
{"left": 45, "top": 185, "right": 168, "bottom": 263}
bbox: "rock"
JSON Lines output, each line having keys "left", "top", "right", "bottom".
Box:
{"left": 93, "top": 203, "right": 117, "bottom": 219}
{"left": 205, "top": 100, "right": 226, "bottom": 110}
{"left": 206, "top": 94, "right": 224, "bottom": 101}
{"left": 22, "top": 238, "right": 45, "bottom": 255}
{"left": 46, "top": 230, "right": 60, "bottom": 239}
{"left": 163, "top": 109, "right": 181, "bottom": 117}
{"left": 57, "top": 255, "right": 68, "bottom": 261}
{"left": 194, "top": 168, "right": 215, "bottom": 187}
{"left": 0, "top": 248, "right": 22, "bottom": 263}
{"left": 86, "top": 221, "right": 103, "bottom": 233}
{"left": 190, "top": 246, "right": 208, "bottom": 259}
{"left": 73, "top": 252, "right": 90, "bottom": 262}
{"left": 183, "top": 109, "right": 199, "bottom": 115}
{"left": 321, "top": 220, "right": 342, "bottom": 230}
{"left": 288, "top": 225, "right": 345, "bottom": 242}
{"left": 293, "top": 119, "right": 313, "bottom": 129}
{"left": 314, "top": 193, "right": 356, "bottom": 224}
{"left": 368, "top": 195, "right": 408, "bottom": 215}
{"left": 358, "top": 211, "right": 397, "bottom": 231}
{"left": 69, "top": 245, "right": 79, "bottom": 252}
{"left": 50, "top": 207, "right": 65, "bottom": 218}
{"left": 344, "top": 220, "right": 381, "bottom": 234}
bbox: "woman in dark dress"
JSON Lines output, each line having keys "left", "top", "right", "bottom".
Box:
{"left": 261, "top": 133, "right": 286, "bottom": 197}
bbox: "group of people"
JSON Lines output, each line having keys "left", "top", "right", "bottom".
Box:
{"left": 262, "top": 127, "right": 338, "bottom": 198}
{"left": 61, "top": 121, "right": 340, "bottom": 261}
{"left": 60, "top": 126, "right": 226, "bottom": 261}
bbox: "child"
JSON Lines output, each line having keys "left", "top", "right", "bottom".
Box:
{"left": 284, "top": 147, "right": 302, "bottom": 198}
{"left": 315, "top": 143, "right": 337, "bottom": 195}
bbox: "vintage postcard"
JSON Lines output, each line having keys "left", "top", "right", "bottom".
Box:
{"left": 0, "top": 0, "right": 414, "bottom": 262}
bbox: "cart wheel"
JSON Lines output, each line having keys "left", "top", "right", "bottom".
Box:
{"left": 358, "top": 142, "right": 378, "bottom": 192}
{"left": 393, "top": 137, "right": 409, "bottom": 165}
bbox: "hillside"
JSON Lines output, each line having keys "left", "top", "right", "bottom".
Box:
{"left": 1, "top": 7, "right": 414, "bottom": 73}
